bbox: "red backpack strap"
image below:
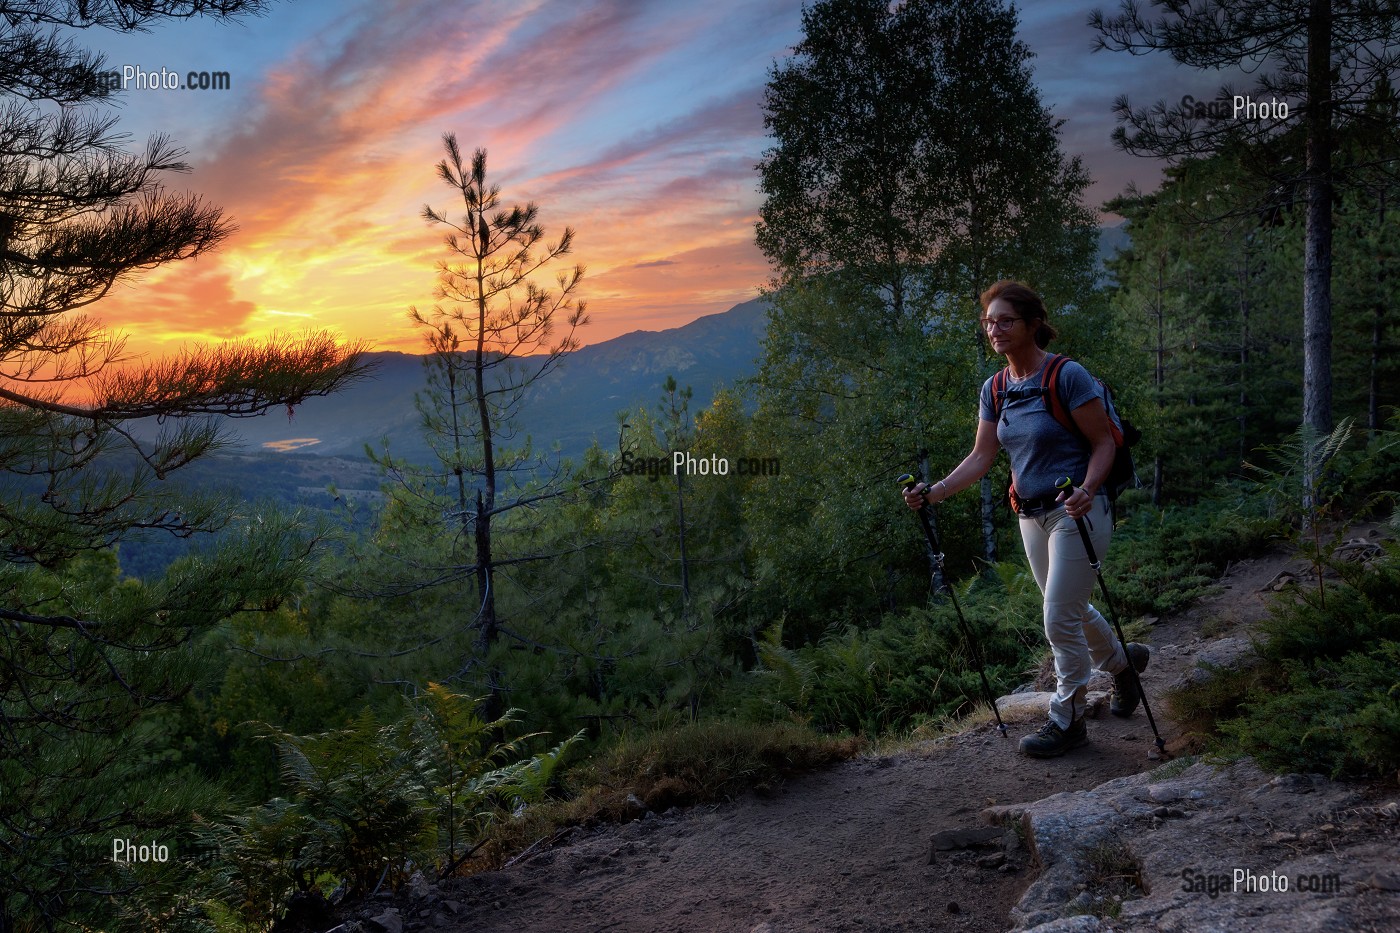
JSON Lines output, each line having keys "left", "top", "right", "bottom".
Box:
{"left": 991, "top": 366, "right": 1019, "bottom": 509}
{"left": 1041, "top": 353, "right": 1077, "bottom": 436}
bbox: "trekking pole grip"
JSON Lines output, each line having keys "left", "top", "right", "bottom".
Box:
{"left": 898, "top": 473, "right": 944, "bottom": 555}
{"left": 1055, "top": 477, "right": 1100, "bottom": 566}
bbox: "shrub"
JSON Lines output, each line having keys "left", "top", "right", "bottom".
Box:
{"left": 1189, "top": 544, "right": 1400, "bottom": 779}
{"left": 742, "top": 562, "right": 1046, "bottom": 734}
{"left": 1108, "top": 491, "right": 1280, "bottom": 616}
{"left": 212, "top": 689, "right": 579, "bottom": 925}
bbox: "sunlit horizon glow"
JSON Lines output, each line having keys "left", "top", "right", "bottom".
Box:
{"left": 74, "top": 0, "right": 1197, "bottom": 364}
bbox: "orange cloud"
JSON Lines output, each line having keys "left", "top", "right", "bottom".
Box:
{"left": 102, "top": 260, "right": 257, "bottom": 344}
{"left": 92, "top": 0, "right": 784, "bottom": 361}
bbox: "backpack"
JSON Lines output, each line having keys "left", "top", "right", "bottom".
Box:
{"left": 991, "top": 354, "right": 1140, "bottom": 507}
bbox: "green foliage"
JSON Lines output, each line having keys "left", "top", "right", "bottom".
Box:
{"left": 1242, "top": 419, "right": 1355, "bottom": 528}
{"left": 265, "top": 710, "right": 435, "bottom": 897}
{"left": 1220, "top": 643, "right": 1400, "bottom": 779}
{"left": 1103, "top": 149, "right": 1305, "bottom": 504}
{"left": 0, "top": 515, "right": 334, "bottom": 932}
{"left": 204, "top": 799, "right": 313, "bottom": 931}
{"left": 1105, "top": 491, "right": 1281, "bottom": 616}
{"left": 212, "top": 689, "right": 580, "bottom": 926}
{"left": 749, "top": 0, "right": 1100, "bottom": 634}
{"left": 1174, "top": 543, "right": 1400, "bottom": 779}
{"left": 741, "top": 562, "right": 1045, "bottom": 734}
{"left": 411, "top": 684, "right": 580, "bottom": 873}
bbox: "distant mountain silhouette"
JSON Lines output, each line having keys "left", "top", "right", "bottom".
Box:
{"left": 213, "top": 297, "right": 772, "bottom": 464}
{"left": 144, "top": 225, "right": 1128, "bottom": 467}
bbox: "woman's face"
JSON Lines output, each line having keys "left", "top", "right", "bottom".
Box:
{"left": 982, "top": 297, "right": 1034, "bottom": 356}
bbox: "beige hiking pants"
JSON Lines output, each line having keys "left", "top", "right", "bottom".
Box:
{"left": 1018, "top": 494, "right": 1128, "bottom": 729}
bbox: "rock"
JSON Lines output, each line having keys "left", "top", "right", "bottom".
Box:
{"left": 977, "top": 852, "right": 1007, "bottom": 869}
{"left": 623, "top": 793, "right": 648, "bottom": 820}
{"left": 1364, "top": 873, "right": 1400, "bottom": 892}
{"left": 981, "top": 803, "right": 1028, "bottom": 824}
{"left": 928, "top": 827, "right": 1003, "bottom": 863}
{"left": 1147, "top": 784, "right": 1182, "bottom": 803}
{"left": 1022, "top": 917, "right": 1112, "bottom": 933}
{"left": 1174, "top": 635, "right": 1261, "bottom": 689}
{"left": 1008, "top": 758, "right": 1396, "bottom": 932}
{"left": 407, "top": 870, "right": 435, "bottom": 904}
{"left": 1268, "top": 772, "right": 1328, "bottom": 794}
{"left": 994, "top": 691, "right": 1056, "bottom": 722}
{"left": 366, "top": 909, "right": 403, "bottom": 933}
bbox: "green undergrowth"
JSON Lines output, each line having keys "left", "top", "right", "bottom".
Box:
{"left": 1106, "top": 490, "right": 1282, "bottom": 616}
{"left": 1169, "top": 542, "right": 1400, "bottom": 780}
{"left": 736, "top": 561, "right": 1047, "bottom": 735}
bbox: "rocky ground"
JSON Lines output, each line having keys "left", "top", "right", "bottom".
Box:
{"left": 321, "top": 536, "right": 1399, "bottom": 933}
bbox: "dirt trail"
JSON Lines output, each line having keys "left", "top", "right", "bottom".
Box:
{"left": 345, "top": 545, "right": 1350, "bottom": 933}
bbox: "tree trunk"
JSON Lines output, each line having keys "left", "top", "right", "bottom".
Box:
{"left": 1371, "top": 182, "right": 1387, "bottom": 436}
{"left": 474, "top": 235, "right": 501, "bottom": 718}
{"left": 1302, "top": 0, "right": 1334, "bottom": 438}
{"left": 1153, "top": 252, "right": 1166, "bottom": 507}
{"left": 1238, "top": 242, "right": 1251, "bottom": 465}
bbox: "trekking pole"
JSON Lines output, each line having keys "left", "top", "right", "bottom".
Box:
{"left": 897, "top": 474, "right": 1008, "bottom": 737}
{"left": 1054, "top": 477, "right": 1167, "bottom": 754}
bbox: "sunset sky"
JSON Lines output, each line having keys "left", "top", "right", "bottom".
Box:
{"left": 83, "top": 0, "right": 1219, "bottom": 358}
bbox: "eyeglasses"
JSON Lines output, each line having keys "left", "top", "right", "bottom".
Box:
{"left": 979, "top": 315, "right": 1022, "bottom": 333}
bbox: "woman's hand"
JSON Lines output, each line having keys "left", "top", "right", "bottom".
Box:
{"left": 1056, "top": 483, "right": 1094, "bottom": 520}
{"left": 903, "top": 482, "right": 931, "bottom": 510}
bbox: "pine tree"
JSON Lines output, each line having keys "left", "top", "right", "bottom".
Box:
{"left": 0, "top": 4, "right": 366, "bottom": 927}
{"left": 752, "top": 0, "right": 1097, "bottom": 617}
{"left": 1092, "top": 0, "right": 1400, "bottom": 439}
{"left": 363, "top": 136, "right": 586, "bottom": 716}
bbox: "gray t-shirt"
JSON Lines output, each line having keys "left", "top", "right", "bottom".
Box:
{"left": 979, "top": 356, "right": 1102, "bottom": 501}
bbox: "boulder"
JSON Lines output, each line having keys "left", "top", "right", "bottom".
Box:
{"left": 1008, "top": 758, "right": 1396, "bottom": 931}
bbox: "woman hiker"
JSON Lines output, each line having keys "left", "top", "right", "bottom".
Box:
{"left": 902, "top": 279, "right": 1149, "bottom": 758}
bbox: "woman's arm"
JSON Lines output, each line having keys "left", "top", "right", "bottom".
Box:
{"left": 903, "top": 418, "right": 1000, "bottom": 509}
{"left": 1059, "top": 398, "right": 1115, "bottom": 519}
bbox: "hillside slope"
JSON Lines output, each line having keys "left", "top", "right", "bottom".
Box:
{"left": 324, "top": 538, "right": 1398, "bottom": 933}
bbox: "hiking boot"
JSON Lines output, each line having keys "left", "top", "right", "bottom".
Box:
{"left": 1018, "top": 717, "right": 1088, "bottom": 758}
{"left": 1111, "top": 642, "right": 1151, "bottom": 718}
